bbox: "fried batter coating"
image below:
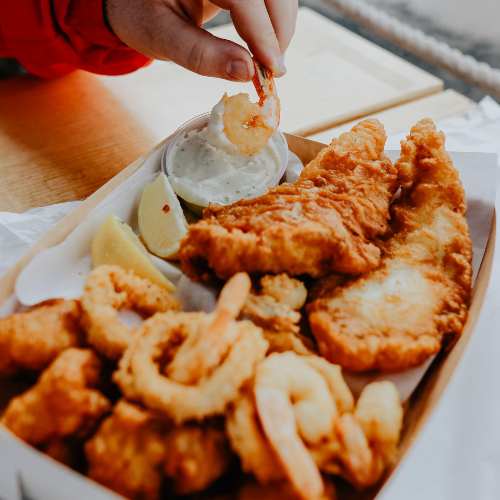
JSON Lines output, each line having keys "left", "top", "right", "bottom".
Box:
{"left": 1, "top": 348, "right": 110, "bottom": 447}
{"left": 226, "top": 389, "right": 285, "bottom": 484}
{"left": 308, "top": 118, "right": 473, "bottom": 371}
{"left": 260, "top": 274, "right": 308, "bottom": 310}
{"left": 0, "top": 299, "right": 83, "bottom": 376}
{"left": 86, "top": 401, "right": 232, "bottom": 500}
{"left": 86, "top": 400, "right": 170, "bottom": 500}
{"left": 163, "top": 421, "right": 232, "bottom": 494}
{"left": 310, "top": 382, "right": 403, "bottom": 488}
{"left": 242, "top": 275, "right": 315, "bottom": 356}
{"left": 180, "top": 119, "right": 398, "bottom": 281}
{"left": 81, "top": 265, "right": 180, "bottom": 360}
{"left": 114, "top": 311, "right": 268, "bottom": 423}
{"left": 238, "top": 478, "right": 337, "bottom": 500}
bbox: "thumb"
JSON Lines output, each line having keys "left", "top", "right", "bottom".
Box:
{"left": 152, "top": 9, "right": 255, "bottom": 81}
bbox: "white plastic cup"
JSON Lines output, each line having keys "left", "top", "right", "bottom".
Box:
{"left": 161, "top": 112, "right": 289, "bottom": 216}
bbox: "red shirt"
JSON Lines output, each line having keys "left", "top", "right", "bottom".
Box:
{"left": 0, "top": 0, "right": 151, "bottom": 77}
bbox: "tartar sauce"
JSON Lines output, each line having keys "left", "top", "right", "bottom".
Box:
{"left": 168, "top": 126, "right": 281, "bottom": 207}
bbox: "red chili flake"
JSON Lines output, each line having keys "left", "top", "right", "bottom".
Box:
{"left": 162, "top": 204, "right": 171, "bottom": 214}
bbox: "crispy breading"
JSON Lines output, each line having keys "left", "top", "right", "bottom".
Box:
{"left": 308, "top": 119, "right": 473, "bottom": 371}
{"left": 86, "top": 400, "right": 232, "bottom": 500}
{"left": 180, "top": 119, "right": 398, "bottom": 281}
{"left": 1, "top": 348, "right": 110, "bottom": 446}
{"left": 86, "top": 400, "right": 169, "bottom": 500}
{"left": 0, "top": 299, "right": 84, "bottom": 376}
{"left": 163, "top": 421, "right": 232, "bottom": 494}
{"left": 241, "top": 275, "right": 315, "bottom": 356}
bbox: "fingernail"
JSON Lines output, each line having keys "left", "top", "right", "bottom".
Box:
{"left": 226, "top": 60, "right": 249, "bottom": 81}
{"left": 275, "top": 54, "right": 287, "bottom": 77}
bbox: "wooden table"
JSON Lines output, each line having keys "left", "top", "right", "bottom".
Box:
{"left": 0, "top": 7, "right": 474, "bottom": 213}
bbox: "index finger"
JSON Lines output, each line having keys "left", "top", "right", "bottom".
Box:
{"left": 265, "top": 0, "right": 298, "bottom": 55}
{"left": 225, "top": 0, "right": 287, "bottom": 76}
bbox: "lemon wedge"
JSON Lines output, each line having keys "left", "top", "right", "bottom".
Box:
{"left": 91, "top": 212, "right": 176, "bottom": 292}
{"left": 138, "top": 172, "right": 189, "bottom": 260}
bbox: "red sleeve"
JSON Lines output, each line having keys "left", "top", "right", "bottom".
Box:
{"left": 0, "top": 0, "right": 151, "bottom": 78}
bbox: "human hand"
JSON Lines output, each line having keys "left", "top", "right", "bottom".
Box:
{"left": 105, "top": 0, "right": 297, "bottom": 82}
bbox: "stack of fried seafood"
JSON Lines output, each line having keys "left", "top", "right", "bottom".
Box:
{"left": 181, "top": 117, "right": 473, "bottom": 373}
{"left": 0, "top": 118, "right": 472, "bottom": 500}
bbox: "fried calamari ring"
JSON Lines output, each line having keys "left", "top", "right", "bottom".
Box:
{"left": 114, "top": 311, "right": 268, "bottom": 423}
{"left": 81, "top": 265, "right": 180, "bottom": 359}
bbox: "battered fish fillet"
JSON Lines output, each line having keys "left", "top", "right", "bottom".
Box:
{"left": 180, "top": 119, "right": 399, "bottom": 281}
{"left": 0, "top": 299, "right": 84, "bottom": 376}
{"left": 308, "top": 118, "right": 473, "bottom": 371}
{"left": 1, "top": 348, "right": 110, "bottom": 448}
{"left": 86, "top": 400, "right": 232, "bottom": 500}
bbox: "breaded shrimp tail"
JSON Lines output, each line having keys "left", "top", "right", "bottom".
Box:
{"left": 308, "top": 118, "right": 473, "bottom": 372}
{"left": 180, "top": 119, "right": 398, "bottom": 281}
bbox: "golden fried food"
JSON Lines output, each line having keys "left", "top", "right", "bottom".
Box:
{"left": 310, "top": 382, "right": 403, "bottom": 488}
{"left": 86, "top": 400, "right": 169, "bottom": 500}
{"left": 163, "top": 421, "right": 232, "bottom": 494}
{"left": 254, "top": 353, "right": 340, "bottom": 500}
{"left": 308, "top": 118, "right": 473, "bottom": 371}
{"left": 238, "top": 478, "right": 337, "bottom": 500}
{"left": 243, "top": 294, "right": 301, "bottom": 335}
{"left": 86, "top": 400, "right": 233, "bottom": 500}
{"left": 260, "top": 274, "right": 308, "bottom": 311}
{"left": 1, "top": 348, "right": 110, "bottom": 448}
{"left": 226, "top": 389, "right": 285, "bottom": 484}
{"left": 180, "top": 119, "right": 399, "bottom": 280}
{"left": 0, "top": 299, "right": 83, "bottom": 376}
{"left": 241, "top": 274, "right": 315, "bottom": 356}
{"left": 114, "top": 310, "right": 267, "bottom": 423}
{"left": 167, "top": 273, "right": 252, "bottom": 385}
{"left": 252, "top": 353, "right": 402, "bottom": 496}
{"left": 81, "top": 264, "right": 180, "bottom": 360}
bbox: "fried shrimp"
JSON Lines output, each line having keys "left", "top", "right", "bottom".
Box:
{"left": 167, "top": 272, "right": 252, "bottom": 385}
{"left": 1, "top": 348, "right": 110, "bottom": 449}
{"left": 207, "top": 60, "right": 280, "bottom": 155}
{"left": 254, "top": 352, "right": 337, "bottom": 500}
{"left": 114, "top": 311, "right": 268, "bottom": 423}
{"left": 0, "top": 299, "right": 83, "bottom": 376}
{"left": 226, "top": 388, "right": 285, "bottom": 484}
{"left": 311, "top": 381, "right": 403, "bottom": 488}
{"left": 81, "top": 265, "right": 180, "bottom": 360}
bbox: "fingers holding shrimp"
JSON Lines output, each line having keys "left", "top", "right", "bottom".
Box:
{"left": 213, "top": 0, "right": 293, "bottom": 76}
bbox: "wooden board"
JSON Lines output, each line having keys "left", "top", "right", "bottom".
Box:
{"left": 0, "top": 7, "right": 442, "bottom": 213}
{"left": 310, "top": 89, "right": 476, "bottom": 143}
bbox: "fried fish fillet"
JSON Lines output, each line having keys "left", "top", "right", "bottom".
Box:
{"left": 308, "top": 119, "right": 473, "bottom": 372}
{"left": 180, "top": 119, "right": 399, "bottom": 281}
{"left": 0, "top": 299, "right": 84, "bottom": 376}
{"left": 1, "top": 348, "right": 110, "bottom": 448}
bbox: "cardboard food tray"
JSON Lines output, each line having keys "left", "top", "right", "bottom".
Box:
{"left": 0, "top": 133, "right": 495, "bottom": 500}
